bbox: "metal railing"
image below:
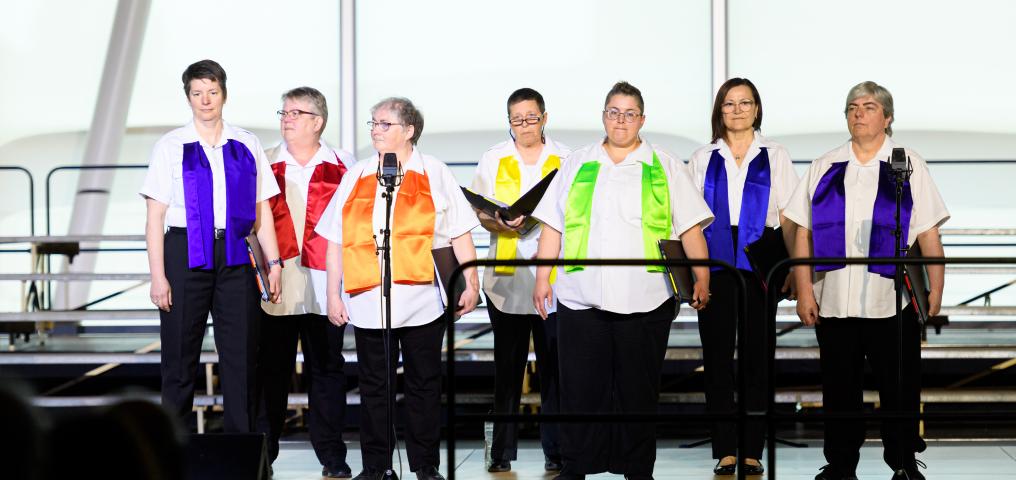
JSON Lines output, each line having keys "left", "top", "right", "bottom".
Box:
{"left": 0, "top": 166, "right": 35, "bottom": 236}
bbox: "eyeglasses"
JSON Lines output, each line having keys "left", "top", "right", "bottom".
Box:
{"left": 367, "top": 120, "right": 405, "bottom": 132}
{"left": 603, "top": 109, "right": 642, "bottom": 123}
{"left": 721, "top": 100, "right": 756, "bottom": 113}
{"left": 509, "top": 114, "right": 543, "bottom": 127}
{"left": 277, "top": 109, "right": 320, "bottom": 119}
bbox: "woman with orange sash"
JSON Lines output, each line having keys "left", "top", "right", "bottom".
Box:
{"left": 471, "top": 88, "right": 570, "bottom": 473}
{"left": 531, "top": 81, "right": 713, "bottom": 480}
{"left": 316, "top": 97, "right": 480, "bottom": 480}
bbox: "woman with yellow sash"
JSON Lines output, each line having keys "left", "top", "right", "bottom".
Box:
{"left": 470, "top": 88, "right": 570, "bottom": 474}
{"left": 531, "top": 81, "right": 713, "bottom": 480}
{"left": 315, "top": 97, "right": 480, "bottom": 480}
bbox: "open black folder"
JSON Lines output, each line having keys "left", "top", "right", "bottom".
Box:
{"left": 904, "top": 243, "right": 930, "bottom": 325}
{"left": 658, "top": 240, "right": 695, "bottom": 304}
{"left": 744, "top": 227, "right": 791, "bottom": 300}
{"left": 461, "top": 169, "right": 558, "bottom": 236}
{"left": 245, "top": 233, "right": 270, "bottom": 302}
{"left": 432, "top": 246, "right": 481, "bottom": 314}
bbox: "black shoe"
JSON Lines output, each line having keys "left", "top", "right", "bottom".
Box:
{"left": 415, "top": 465, "right": 445, "bottom": 480}
{"left": 890, "top": 459, "right": 926, "bottom": 480}
{"left": 713, "top": 460, "right": 736, "bottom": 475}
{"left": 815, "top": 464, "right": 858, "bottom": 480}
{"left": 352, "top": 468, "right": 396, "bottom": 480}
{"left": 623, "top": 476, "right": 654, "bottom": 480}
{"left": 487, "top": 459, "right": 511, "bottom": 473}
{"left": 551, "top": 475, "right": 585, "bottom": 480}
{"left": 323, "top": 465, "right": 353, "bottom": 478}
{"left": 544, "top": 456, "right": 562, "bottom": 472}
{"left": 743, "top": 461, "right": 764, "bottom": 475}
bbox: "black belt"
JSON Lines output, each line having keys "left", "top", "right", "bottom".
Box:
{"left": 168, "top": 226, "right": 227, "bottom": 239}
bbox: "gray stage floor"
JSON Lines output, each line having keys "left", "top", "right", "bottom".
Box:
{"left": 271, "top": 440, "right": 1016, "bottom": 479}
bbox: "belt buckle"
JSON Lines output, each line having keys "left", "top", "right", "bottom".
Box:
{"left": 214, "top": 229, "right": 226, "bottom": 239}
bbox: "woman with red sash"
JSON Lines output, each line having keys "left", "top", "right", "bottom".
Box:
{"left": 470, "top": 88, "right": 570, "bottom": 474}
{"left": 140, "top": 59, "right": 283, "bottom": 433}
{"left": 315, "top": 97, "right": 480, "bottom": 480}
{"left": 785, "top": 81, "right": 948, "bottom": 480}
{"left": 687, "top": 77, "right": 799, "bottom": 476}
{"left": 531, "top": 82, "right": 713, "bottom": 480}
{"left": 256, "top": 86, "right": 354, "bottom": 478}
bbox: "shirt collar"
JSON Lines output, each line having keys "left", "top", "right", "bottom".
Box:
{"left": 847, "top": 136, "right": 895, "bottom": 167}
{"left": 279, "top": 139, "right": 335, "bottom": 168}
{"left": 713, "top": 131, "right": 765, "bottom": 167}
{"left": 184, "top": 120, "right": 239, "bottom": 149}
{"left": 598, "top": 137, "right": 655, "bottom": 166}
{"left": 508, "top": 135, "right": 561, "bottom": 167}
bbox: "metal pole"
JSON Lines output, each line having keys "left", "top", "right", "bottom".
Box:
{"left": 339, "top": 0, "right": 357, "bottom": 156}
{"left": 711, "top": 0, "right": 728, "bottom": 96}
{"left": 54, "top": 0, "right": 150, "bottom": 309}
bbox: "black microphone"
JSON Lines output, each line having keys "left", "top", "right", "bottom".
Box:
{"left": 379, "top": 152, "right": 399, "bottom": 188}
{"left": 890, "top": 147, "right": 909, "bottom": 174}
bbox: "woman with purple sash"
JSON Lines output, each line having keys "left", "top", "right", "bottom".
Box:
{"left": 140, "top": 60, "right": 283, "bottom": 433}
{"left": 784, "top": 81, "right": 949, "bottom": 480}
{"left": 688, "top": 77, "right": 800, "bottom": 476}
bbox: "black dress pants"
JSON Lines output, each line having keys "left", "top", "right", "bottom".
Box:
{"left": 255, "top": 312, "right": 349, "bottom": 470}
{"left": 354, "top": 317, "right": 446, "bottom": 472}
{"left": 557, "top": 298, "right": 676, "bottom": 477}
{"left": 696, "top": 269, "right": 769, "bottom": 460}
{"left": 160, "top": 228, "right": 259, "bottom": 433}
{"left": 486, "top": 297, "right": 560, "bottom": 461}
{"left": 815, "top": 308, "right": 922, "bottom": 472}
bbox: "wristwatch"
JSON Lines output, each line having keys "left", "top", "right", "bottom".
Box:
{"left": 267, "top": 258, "right": 284, "bottom": 268}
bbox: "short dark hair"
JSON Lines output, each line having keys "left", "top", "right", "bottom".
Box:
{"left": 282, "top": 86, "right": 329, "bottom": 133}
{"left": 604, "top": 81, "right": 644, "bottom": 114}
{"left": 506, "top": 88, "right": 546, "bottom": 115}
{"left": 371, "top": 97, "right": 424, "bottom": 145}
{"left": 182, "top": 59, "right": 227, "bottom": 99}
{"left": 710, "top": 77, "right": 763, "bottom": 143}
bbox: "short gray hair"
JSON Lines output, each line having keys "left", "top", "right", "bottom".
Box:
{"left": 282, "top": 86, "right": 328, "bottom": 134}
{"left": 370, "top": 97, "right": 424, "bottom": 145}
{"left": 844, "top": 81, "right": 894, "bottom": 136}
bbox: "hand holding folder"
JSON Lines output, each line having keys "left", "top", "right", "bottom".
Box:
{"left": 462, "top": 169, "right": 557, "bottom": 236}
{"left": 245, "top": 233, "right": 270, "bottom": 302}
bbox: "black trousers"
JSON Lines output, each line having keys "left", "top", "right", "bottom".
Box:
{"left": 354, "top": 317, "right": 446, "bottom": 472}
{"left": 696, "top": 269, "right": 769, "bottom": 460}
{"left": 160, "top": 228, "right": 259, "bottom": 432}
{"left": 486, "top": 297, "right": 560, "bottom": 461}
{"left": 255, "top": 312, "right": 349, "bottom": 470}
{"left": 816, "top": 308, "right": 923, "bottom": 472}
{"left": 557, "top": 298, "right": 676, "bottom": 477}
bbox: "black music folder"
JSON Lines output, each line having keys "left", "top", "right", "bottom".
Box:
{"left": 658, "top": 239, "right": 695, "bottom": 304}
{"left": 904, "top": 243, "right": 930, "bottom": 325}
{"left": 744, "top": 227, "right": 791, "bottom": 300}
{"left": 432, "top": 246, "right": 481, "bottom": 312}
{"left": 245, "top": 233, "right": 270, "bottom": 302}
{"left": 462, "top": 169, "right": 558, "bottom": 236}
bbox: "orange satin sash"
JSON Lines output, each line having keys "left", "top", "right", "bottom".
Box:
{"left": 341, "top": 169, "right": 435, "bottom": 294}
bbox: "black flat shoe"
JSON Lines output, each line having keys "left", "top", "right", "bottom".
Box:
{"left": 487, "top": 459, "right": 510, "bottom": 473}
{"left": 890, "top": 459, "right": 926, "bottom": 480}
{"left": 323, "top": 465, "right": 353, "bottom": 478}
{"left": 743, "top": 462, "right": 764, "bottom": 475}
{"left": 352, "top": 468, "right": 396, "bottom": 480}
{"left": 544, "top": 456, "right": 562, "bottom": 472}
{"left": 714, "top": 460, "right": 736, "bottom": 475}
{"left": 814, "top": 464, "right": 858, "bottom": 480}
{"left": 415, "top": 465, "right": 445, "bottom": 480}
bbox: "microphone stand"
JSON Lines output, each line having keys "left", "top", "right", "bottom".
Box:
{"left": 891, "top": 157, "right": 913, "bottom": 480}
{"left": 378, "top": 171, "right": 399, "bottom": 480}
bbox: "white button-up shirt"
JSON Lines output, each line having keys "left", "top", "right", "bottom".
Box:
{"left": 262, "top": 140, "right": 354, "bottom": 317}
{"left": 139, "top": 121, "right": 279, "bottom": 228}
{"left": 532, "top": 139, "right": 713, "bottom": 315}
{"left": 687, "top": 133, "right": 799, "bottom": 228}
{"left": 783, "top": 137, "right": 950, "bottom": 319}
{"left": 315, "top": 149, "right": 479, "bottom": 329}
{"left": 470, "top": 136, "right": 571, "bottom": 315}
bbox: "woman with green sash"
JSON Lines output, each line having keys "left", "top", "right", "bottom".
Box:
{"left": 531, "top": 81, "right": 713, "bottom": 479}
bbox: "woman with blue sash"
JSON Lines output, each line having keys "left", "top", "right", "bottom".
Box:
{"left": 532, "top": 81, "right": 713, "bottom": 480}
{"left": 784, "top": 81, "right": 949, "bottom": 480}
{"left": 140, "top": 60, "right": 283, "bottom": 433}
{"left": 688, "top": 77, "right": 800, "bottom": 476}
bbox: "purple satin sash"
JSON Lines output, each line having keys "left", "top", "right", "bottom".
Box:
{"left": 812, "top": 160, "right": 912, "bottom": 278}
{"left": 703, "top": 147, "right": 771, "bottom": 271}
{"left": 181, "top": 139, "right": 257, "bottom": 269}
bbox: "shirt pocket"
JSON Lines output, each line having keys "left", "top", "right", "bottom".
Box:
{"left": 170, "top": 160, "right": 185, "bottom": 206}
